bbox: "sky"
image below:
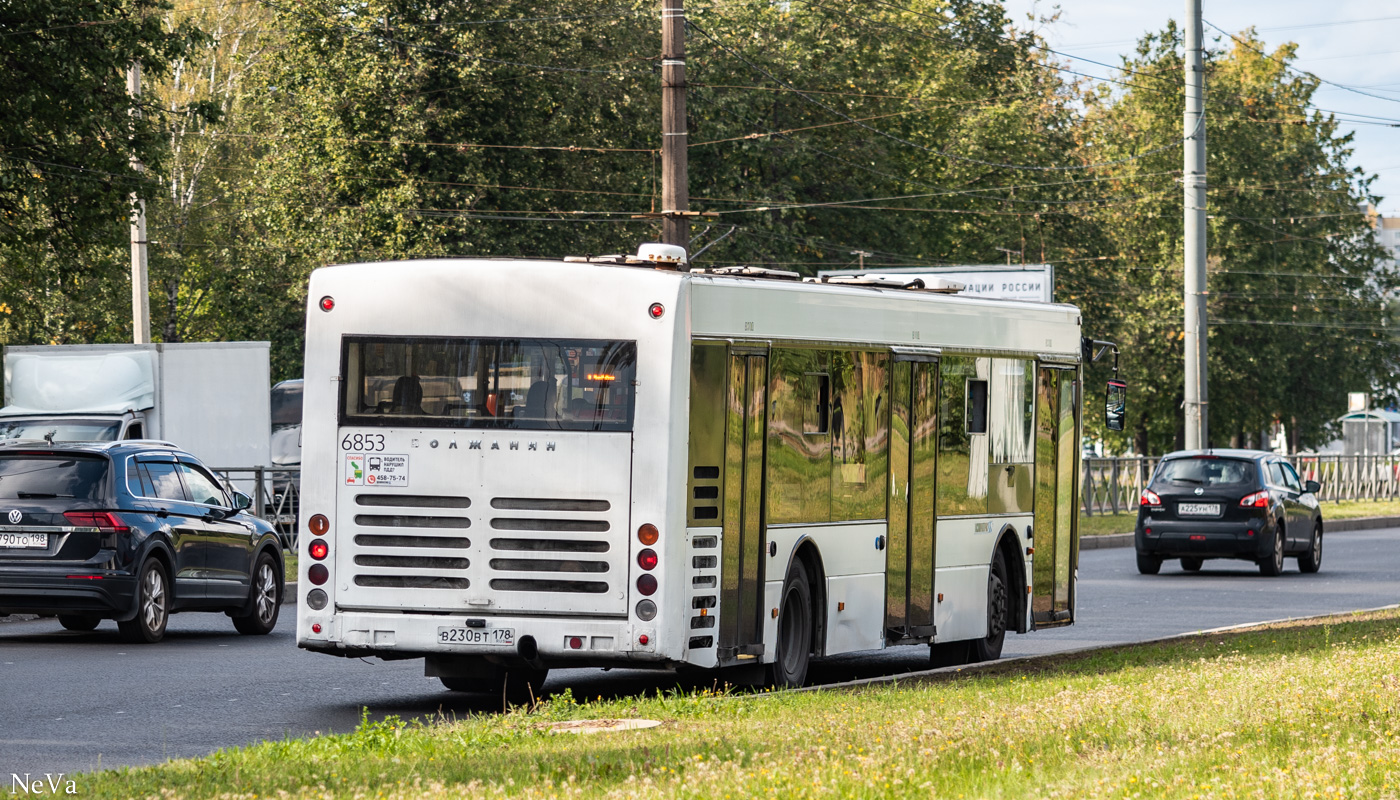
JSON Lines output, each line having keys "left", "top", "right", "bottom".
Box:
{"left": 1002, "top": 0, "right": 1400, "bottom": 213}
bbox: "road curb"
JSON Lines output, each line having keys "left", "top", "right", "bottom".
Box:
{"left": 1078, "top": 514, "right": 1400, "bottom": 550}
{"left": 792, "top": 603, "right": 1400, "bottom": 693}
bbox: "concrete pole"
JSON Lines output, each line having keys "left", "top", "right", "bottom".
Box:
{"left": 128, "top": 62, "right": 151, "bottom": 344}
{"left": 1183, "top": 0, "right": 1208, "bottom": 449}
{"left": 661, "top": 0, "right": 688, "bottom": 249}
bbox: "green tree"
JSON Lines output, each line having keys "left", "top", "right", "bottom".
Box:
{"left": 1080, "top": 25, "right": 1398, "bottom": 452}
{"left": 0, "top": 0, "right": 210, "bottom": 345}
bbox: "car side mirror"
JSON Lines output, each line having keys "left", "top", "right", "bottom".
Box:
{"left": 231, "top": 490, "right": 253, "bottom": 511}
{"left": 1105, "top": 379, "right": 1127, "bottom": 432}
{"left": 1304, "top": 480, "right": 1321, "bottom": 494}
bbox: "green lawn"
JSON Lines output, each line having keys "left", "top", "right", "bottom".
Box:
{"left": 1079, "top": 497, "right": 1400, "bottom": 537}
{"left": 82, "top": 609, "right": 1400, "bottom": 799}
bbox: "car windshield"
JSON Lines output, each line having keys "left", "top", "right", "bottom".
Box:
{"left": 0, "top": 454, "right": 108, "bottom": 500}
{"left": 0, "top": 420, "right": 122, "bottom": 442}
{"left": 1155, "top": 457, "right": 1255, "bottom": 488}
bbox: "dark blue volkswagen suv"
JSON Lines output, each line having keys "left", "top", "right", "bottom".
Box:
{"left": 0, "top": 440, "right": 284, "bottom": 642}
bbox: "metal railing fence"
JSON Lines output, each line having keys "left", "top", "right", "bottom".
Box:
{"left": 210, "top": 466, "right": 301, "bottom": 546}
{"left": 208, "top": 455, "right": 1395, "bottom": 531}
{"left": 1082, "top": 454, "right": 1400, "bottom": 515}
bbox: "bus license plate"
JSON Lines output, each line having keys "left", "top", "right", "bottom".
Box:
{"left": 438, "top": 626, "right": 514, "bottom": 646}
{"left": 0, "top": 532, "right": 46, "bottom": 549}
{"left": 1177, "top": 502, "right": 1220, "bottom": 516}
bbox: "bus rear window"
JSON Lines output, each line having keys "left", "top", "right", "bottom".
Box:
{"left": 341, "top": 337, "right": 637, "bottom": 432}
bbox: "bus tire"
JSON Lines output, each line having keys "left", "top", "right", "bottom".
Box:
{"left": 969, "top": 549, "right": 1009, "bottom": 663}
{"left": 929, "top": 641, "right": 969, "bottom": 668}
{"left": 502, "top": 668, "right": 549, "bottom": 707}
{"left": 768, "top": 558, "right": 813, "bottom": 688}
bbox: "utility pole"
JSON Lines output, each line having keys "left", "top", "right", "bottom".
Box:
{"left": 660, "top": 0, "right": 688, "bottom": 249}
{"left": 851, "top": 250, "right": 871, "bottom": 270}
{"left": 1183, "top": 0, "right": 1208, "bottom": 449}
{"left": 128, "top": 62, "right": 151, "bottom": 344}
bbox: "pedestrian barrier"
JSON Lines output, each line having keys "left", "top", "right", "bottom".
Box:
{"left": 1082, "top": 454, "right": 1400, "bottom": 516}
{"left": 210, "top": 466, "right": 301, "bottom": 547}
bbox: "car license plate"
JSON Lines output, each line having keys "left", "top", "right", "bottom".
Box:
{"left": 0, "top": 532, "right": 47, "bottom": 549}
{"left": 437, "top": 626, "right": 514, "bottom": 646}
{"left": 1177, "top": 502, "right": 1220, "bottom": 516}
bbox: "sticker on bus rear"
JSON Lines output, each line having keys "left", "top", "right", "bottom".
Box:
{"left": 365, "top": 454, "right": 409, "bottom": 487}
{"left": 345, "top": 453, "right": 365, "bottom": 485}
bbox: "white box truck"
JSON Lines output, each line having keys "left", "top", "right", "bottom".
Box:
{"left": 0, "top": 342, "right": 272, "bottom": 469}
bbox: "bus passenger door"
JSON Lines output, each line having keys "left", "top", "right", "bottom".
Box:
{"left": 886, "top": 354, "right": 938, "bottom": 642}
{"left": 719, "top": 350, "right": 769, "bottom": 664}
{"left": 1031, "top": 365, "right": 1079, "bottom": 627}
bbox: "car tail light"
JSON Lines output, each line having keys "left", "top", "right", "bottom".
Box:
{"left": 1240, "top": 491, "right": 1269, "bottom": 508}
{"left": 636, "top": 574, "right": 657, "bottom": 596}
{"left": 638, "top": 523, "right": 659, "bottom": 545}
{"left": 1140, "top": 489, "right": 1162, "bottom": 506}
{"left": 308, "top": 539, "right": 329, "bottom": 560}
{"left": 308, "top": 514, "right": 330, "bottom": 536}
{"left": 63, "top": 511, "right": 130, "bottom": 534}
{"left": 637, "top": 548, "right": 658, "bottom": 570}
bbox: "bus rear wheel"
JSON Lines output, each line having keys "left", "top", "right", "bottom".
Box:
{"left": 969, "top": 549, "right": 1009, "bottom": 663}
{"left": 768, "top": 559, "right": 813, "bottom": 688}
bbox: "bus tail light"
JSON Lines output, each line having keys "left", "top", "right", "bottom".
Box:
{"left": 1240, "top": 491, "right": 1269, "bottom": 508}
{"left": 319, "top": 296, "right": 335, "bottom": 312}
{"left": 635, "top": 599, "right": 657, "bottom": 620}
{"left": 636, "top": 574, "right": 657, "bottom": 596}
{"left": 648, "top": 303, "right": 665, "bottom": 319}
{"left": 637, "top": 549, "right": 658, "bottom": 570}
{"left": 308, "top": 539, "right": 329, "bottom": 560}
{"left": 308, "top": 514, "right": 330, "bottom": 536}
{"left": 638, "top": 523, "right": 658, "bottom": 545}
{"left": 308, "top": 564, "right": 329, "bottom": 586}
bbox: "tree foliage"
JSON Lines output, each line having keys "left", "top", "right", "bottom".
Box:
{"left": 1, "top": 2, "right": 1395, "bottom": 451}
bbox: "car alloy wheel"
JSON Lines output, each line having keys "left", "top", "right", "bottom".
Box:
{"left": 118, "top": 560, "right": 169, "bottom": 643}
{"left": 233, "top": 552, "right": 282, "bottom": 635}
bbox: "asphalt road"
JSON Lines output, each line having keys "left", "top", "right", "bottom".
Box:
{"left": 3, "top": 527, "right": 1398, "bottom": 777}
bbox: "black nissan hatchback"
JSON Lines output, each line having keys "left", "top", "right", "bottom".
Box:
{"left": 0, "top": 440, "right": 284, "bottom": 642}
{"left": 1135, "top": 449, "right": 1323, "bottom": 576}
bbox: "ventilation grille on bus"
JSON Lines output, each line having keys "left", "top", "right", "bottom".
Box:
{"left": 691, "top": 466, "right": 720, "bottom": 522}
{"left": 351, "top": 494, "right": 473, "bottom": 590}
{"left": 688, "top": 534, "right": 719, "bottom": 651}
{"left": 486, "top": 498, "right": 613, "bottom": 594}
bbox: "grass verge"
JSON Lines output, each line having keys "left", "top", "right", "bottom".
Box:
{"left": 1079, "top": 498, "right": 1400, "bottom": 538}
{"left": 84, "top": 608, "right": 1400, "bottom": 799}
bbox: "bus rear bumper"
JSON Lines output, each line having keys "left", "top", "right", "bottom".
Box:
{"left": 298, "top": 610, "right": 665, "bottom": 665}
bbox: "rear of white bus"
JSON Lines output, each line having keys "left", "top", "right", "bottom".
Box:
{"left": 295, "top": 259, "right": 689, "bottom": 688}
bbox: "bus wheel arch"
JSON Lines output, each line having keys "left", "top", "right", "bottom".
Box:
{"left": 789, "top": 539, "right": 827, "bottom": 659}
{"left": 995, "top": 526, "right": 1029, "bottom": 635}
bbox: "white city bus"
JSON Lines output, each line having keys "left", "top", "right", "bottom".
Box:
{"left": 296, "top": 244, "right": 1109, "bottom": 698}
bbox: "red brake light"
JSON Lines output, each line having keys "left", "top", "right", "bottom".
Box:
{"left": 319, "top": 296, "right": 335, "bottom": 312}
{"left": 648, "top": 302, "right": 665, "bottom": 319}
{"left": 308, "top": 564, "right": 329, "bottom": 586}
{"left": 63, "top": 511, "right": 130, "bottom": 533}
{"left": 1140, "top": 489, "right": 1162, "bottom": 506}
{"left": 637, "top": 548, "right": 658, "bottom": 571}
{"left": 308, "top": 539, "right": 329, "bottom": 561}
{"left": 636, "top": 573, "right": 657, "bottom": 596}
{"left": 1240, "top": 490, "right": 1269, "bottom": 508}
